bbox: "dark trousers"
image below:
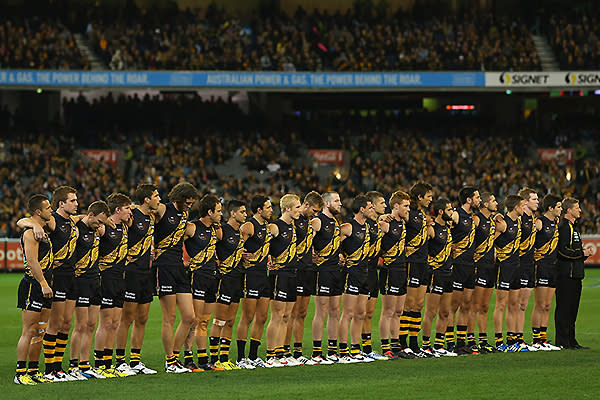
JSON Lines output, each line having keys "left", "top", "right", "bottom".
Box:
{"left": 554, "top": 276, "right": 582, "bottom": 348}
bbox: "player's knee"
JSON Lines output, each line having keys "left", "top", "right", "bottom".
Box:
{"left": 354, "top": 309, "right": 366, "bottom": 321}
{"left": 86, "top": 321, "right": 97, "bottom": 333}
{"left": 479, "top": 303, "right": 489, "bottom": 314}
{"left": 135, "top": 313, "right": 149, "bottom": 326}
{"left": 438, "top": 309, "right": 450, "bottom": 320}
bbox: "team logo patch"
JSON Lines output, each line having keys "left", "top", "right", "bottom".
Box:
{"left": 168, "top": 216, "right": 177, "bottom": 224}
{"left": 257, "top": 229, "right": 265, "bottom": 240}
{"left": 392, "top": 227, "right": 399, "bottom": 235}
{"left": 82, "top": 234, "right": 92, "bottom": 242}
{"left": 137, "top": 222, "right": 146, "bottom": 230}
{"left": 227, "top": 236, "right": 236, "bottom": 245}
{"left": 355, "top": 231, "right": 364, "bottom": 240}
{"left": 282, "top": 230, "right": 289, "bottom": 239}
{"left": 59, "top": 224, "right": 69, "bottom": 233}
{"left": 198, "top": 232, "right": 207, "bottom": 241}
{"left": 463, "top": 219, "right": 470, "bottom": 225}
{"left": 413, "top": 215, "right": 420, "bottom": 222}
{"left": 323, "top": 223, "right": 332, "bottom": 232}
{"left": 109, "top": 230, "right": 118, "bottom": 239}
{"left": 297, "top": 221, "right": 305, "bottom": 229}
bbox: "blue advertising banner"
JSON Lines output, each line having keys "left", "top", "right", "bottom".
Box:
{"left": 0, "top": 70, "right": 484, "bottom": 89}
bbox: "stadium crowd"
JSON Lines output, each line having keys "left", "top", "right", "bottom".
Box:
{"left": 547, "top": 13, "right": 600, "bottom": 70}
{"left": 87, "top": 6, "right": 541, "bottom": 72}
{"left": 1, "top": 94, "right": 599, "bottom": 237}
{"left": 0, "top": 17, "right": 90, "bottom": 70}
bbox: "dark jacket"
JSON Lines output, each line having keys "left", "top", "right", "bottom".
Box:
{"left": 557, "top": 218, "right": 588, "bottom": 279}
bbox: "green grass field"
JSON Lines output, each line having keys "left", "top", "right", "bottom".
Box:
{"left": 1, "top": 271, "right": 599, "bottom": 400}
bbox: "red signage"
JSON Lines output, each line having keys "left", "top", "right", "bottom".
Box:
{"left": 583, "top": 235, "right": 600, "bottom": 265}
{"left": 309, "top": 149, "right": 345, "bottom": 166}
{"left": 82, "top": 150, "right": 119, "bottom": 167}
{"left": 537, "top": 148, "right": 574, "bottom": 165}
{"left": 0, "top": 240, "right": 24, "bottom": 270}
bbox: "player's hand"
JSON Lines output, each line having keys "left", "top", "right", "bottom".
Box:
{"left": 380, "top": 213, "right": 393, "bottom": 223}
{"left": 41, "top": 283, "right": 53, "bottom": 298}
{"left": 494, "top": 213, "right": 504, "bottom": 222}
{"left": 32, "top": 223, "right": 45, "bottom": 241}
{"left": 426, "top": 215, "right": 434, "bottom": 226}
{"left": 584, "top": 247, "right": 593, "bottom": 257}
{"left": 338, "top": 254, "right": 346, "bottom": 266}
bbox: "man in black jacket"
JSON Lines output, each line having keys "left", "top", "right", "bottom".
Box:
{"left": 555, "top": 197, "right": 593, "bottom": 349}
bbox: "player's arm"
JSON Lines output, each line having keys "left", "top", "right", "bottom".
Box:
{"left": 154, "top": 202, "right": 167, "bottom": 222}
{"left": 340, "top": 222, "right": 352, "bottom": 240}
{"left": 378, "top": 219, "right": 390, "bottom": 234}
{"left": 494, "top": 215, "right": 507, "bottom": 238}
{"left": 534, "top": 218, "right": 543, "bottom": 232}
{"left": 473, "top": 214, "right": 480, "bottom": 228}
{"left": 214, "top": 222, "right": 223, "bottom": 241}
{"left": 451, "top": 209, "right": 459, "bottom": 225}
{"left": 183, "top": 222, "right": 196, "bottom": 241}
{"left": 311, "top": 217, "right": 322, "bottom": 232}
{"left": 269, "top": 223, "right": 280, "bottom": 238}
{"left": 240, "top": 221, "right": 254, "bottom": 242}
{"left": 17, "top": 216, "right": 54, "bottom": 240}
{"left": 427, "top": 224, "right": 435, "bottom": 239}
{"left": 23, "top": 231, "right": 52, "bottom": 298}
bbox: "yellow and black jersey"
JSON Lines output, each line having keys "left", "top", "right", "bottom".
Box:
{"left": 495, "top": 214, "right": 521, "bottom": 265}
{"left": 366, "top": 218, "right": 383, "bottom": 267}
{"left": 216, "top": 223, "right": 244, "bottom": 275}
{"left": 473, "top": 211, "right": 496, "bottom": 265}
{"left": 270, "top": 219, "right": 297, "bottom": 272}
{"left": 380, "top": 218, "right": 406, "bottom": 269}
{"left": 405, "top": 208, "right": 428, "bottom": 262}
{"left": 534, "top": 215, "right": 558, "bottom": 265}
{"left": 341, "top": 219, "right": 370, "bottom": 269}
{"left": 127, "top": 208, "right": 154, "bottom": 271}
{"left": 295, "top": 214, "right": 314, "bottom": 270}
{"left": 451, "top": 207, "right": 476, "bottom": 264}
{"left": 49, "top": 211, "right": 77, "bottom": 271}
{"left": 185, "top": 221, "right": 218, "bottom": 273}
{"left": 243, "top": 217, "right": 272, "bottom": 271}
{"left": 313, "top": 213, "right": 342, "bottom": 271}
{"left": 73, "top": 220, "right": 101, "bottom": 278}
{"left": 428, "top": 222, "right": 452, "bottom": 270}
{"left": 519, "top": 212, "right": 537, "bottom": 266}
{"left": 21, "top": 228, "right": 54, "bottom": 280}
{"left": 99, "top": 223, "right": 128, "bottom": 274}
{"left": 154, "top": 202, "right": 188, "bottom": 267}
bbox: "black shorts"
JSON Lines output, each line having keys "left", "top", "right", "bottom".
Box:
{"left": 343, "top": 268, "right": 369, "bottom": 296}
{"left": 428, "top": 267, "right": 453, "bottom": 295}
{"left": 407, "top": 262, "right": 431, "bottom": 288}
{"left": 100, "top": 271, "right": 125, "bottom": 309}
{"left": 52, "top": 268, "right": 78, "bottom": 302}
{"left": 367, "top": 264, "right": 379, "bottom": 299}
{"left": 316, "top": 269, "right": 344, "bottom": 297}
{"left": 216, "top": 270, "right": 243, "bottom": 305}
{"left": 243, "top": 269, "right": 271, "bottom": 299}
{"left": 75, "top": 277, "right": 102, "bottom": 307}
{"left": 191, "top": 270, "right": 217, "bottom": 303}
{"left": 296, "top": 269, "right": 317, "bottom": 297}
{"left": 17, "top": 276, "right": 52, "bottom": 312}
{"left": 157, "top": 264, "right": 191, "bottom": 296}
{"left": 535, "top": 263, "right": 557, "bottom": 288}
{"left": 452, "top": 263, "right": 476, "bottom": 291}
{"left": 519, "top": 263, "right": 535, "bottom": 289}
{"left": 379, "top": 267, "right": 408, "bottom": 296}
{"left": 124, "top": 269, "right": 155, "bottom": 304}
{"left": 269, "top": 271, "right": 297, "bottom": 302}
{"left": 496, "top": 262, "right": 520, "bottom": 291}
{"left": 475, "top": 263, "right": 497, "bottom": 289}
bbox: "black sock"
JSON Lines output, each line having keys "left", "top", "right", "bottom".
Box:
{"left": 130, "top": 348, "right": 141, "bottom": 367}
{"left": 42, "top": 332, "right": 56, "bottom": 373}
{"left": 422, "top": 336, "right": 431, "bottom": 350}
{"left": 312, "top": 340, "right": 322, "bottom": 357}
{"left": 381, "top": 338, "right": 390, "bottom": 353}
{"left": 495, "top": 332, "right": 504, "bottom": 346}
{"left": 16, "top": 361, "right": 27, "bottom": 376}
{"left": 434, "top": 333, "right": 445, "bottom": 350}
{"left": 27, "top": 361, "right": 39, "bottom": 376}
{"left": 339, "top": 342, "right": 349, "bottom": 356}
{"left": 104, "top": 348, "right": 113, "bottom": 368}
{"left": 391, "top": 338, "right": 401, "bottom": 352}
{"left": 446, "top": 326, "right": 455, "bottom": 347}
{"left": 184, "top": 350, "right": 194, "bottom": 366}
{"left": 115, "top": 348, "right": 126, "bottom": 366}
{"left": 94, "top": 349, "right": 104, "bottom": 368}
{"left": 69, "top": 359, "right": 78, "bottom": 372}
{"left": 249, "top": 338, "right": 261, "bottom": 360}
{"left": 209, "top": 337, "right": 220, "bottom": 364}
{"left": 456, "top": 325, "right": 467, "bottom": 347}
{"left": 327, "top": 339, "right": 338, "bottom": 356}
{"left": 283, "top": 344, "right": 291, "bottom": 357}
{"left": 293, "top": 342, "right": 303, "bottom": 358}
{"left": 237, "top": 340, "right": 246, "bottom": 362}
{"left": 362, "top": 333, "right": 372, "bottom": 354}
{"left": 197, "top": 349, "right": 208, "bottom": 366}
{"left": 219, "top": 338, "right": 231, "bottom": 363}
{"left": 467, "top": 333, "right": 476, "bottom": 347}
